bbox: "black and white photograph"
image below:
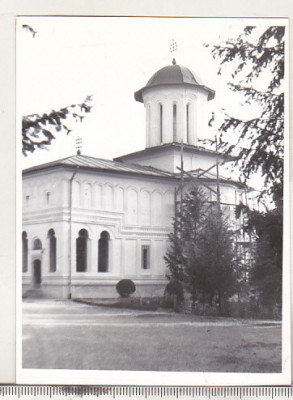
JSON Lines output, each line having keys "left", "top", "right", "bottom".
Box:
{"left": 17, "top": 16, "right": 290, "bottom": 385}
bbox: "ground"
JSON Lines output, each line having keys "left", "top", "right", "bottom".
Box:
{"left": 22, "top": 299, "right": 282, "bottom": 372}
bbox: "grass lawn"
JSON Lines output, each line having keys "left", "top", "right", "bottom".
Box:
{"left": 23, "top": 313, "right": 281, "bottom": 372}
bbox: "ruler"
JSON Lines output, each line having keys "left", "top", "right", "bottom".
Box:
{"left": 0, "top": 387, "right": 293, "bottom": 399}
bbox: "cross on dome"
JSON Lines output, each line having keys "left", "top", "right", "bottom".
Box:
{"left": 75, "top": 136, "right": 82, "bottom": 155}
{"left": 170, "top": 39, "right": 178, "bottom": 65}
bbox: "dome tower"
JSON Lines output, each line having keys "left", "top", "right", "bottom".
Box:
{"left": 134, "top": 59, "right": 215, "bottom": 148}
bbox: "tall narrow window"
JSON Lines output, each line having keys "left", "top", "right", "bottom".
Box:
{"left": 173, "top": 104, "right": 177, "bottom": 141}
{"left": 22, "top": 231, "right": 28, "bottom": 273}
{"left": 141, "top": 245, "right": 150, "bottom": 270}
{"left": 159, "top": 104, "right": 163, "bottom": 143}
{"left": 76, "top": 229, "right": 88, "bottom": 272}
{"left": 186, "top": 103, "right": 190, "bottom": 143}
{"left": 25, "top": 195, "right": 30, "bottom": 208}
{"left": 33, "top": 238, "right": 42, "bottom": 250}
{"left": 48, "top": 229, "right": 57, "bottom": 272}
{"left": 98, "top": 231, "right": 110, "bottom": 272}
{"left": 147, "top": 104, "right": 151, "bottom": 147}
{"left": 46, "top": 192, "right": 51, "bottom": 205}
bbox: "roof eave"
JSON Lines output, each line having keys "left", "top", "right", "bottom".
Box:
{"left": 115, "top": 142, "right": 232, "bottom": 162}
{"left": 134, "top": 83, "right": 215, "bottom": 103}
{"left": 23, "top": 161, "right": 177, "bottom": 181}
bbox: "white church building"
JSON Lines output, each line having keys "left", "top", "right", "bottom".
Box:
{"left": 22, "top": 59, "right": 251, "bottom": 299}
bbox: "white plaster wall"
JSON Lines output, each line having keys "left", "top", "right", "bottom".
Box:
{"left": 23, "top": 170, "right": 65, "bottom": 211}
{"left": 142, "top": 85, "right": 210, "bottom": 148}
{"left": 22, "top": 220, "right": 68, "bottom": 284}
{"left": 173, "top": 151, "right": 221, "bottom": 173}
{"left": 119, "top": 149, "right": 176, "bottom": 172}
{"left": 22, "top": 166, "right": 246, "bottom": 298}
{"left": 124, "top": 239, "right": 137, "bottom": 276}
{"left": 22, "top": 168, "right": 178, "bottom": 293}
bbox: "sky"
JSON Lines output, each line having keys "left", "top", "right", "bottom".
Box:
{"left": 17, "top": 16, "right": 285, "bottom": 179}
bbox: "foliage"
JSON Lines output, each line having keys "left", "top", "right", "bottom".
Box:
{"left": 164, "top": 281, "right": 184, "bottom": 304}
{"left": 208, "top": 26, "right": 285, "bottom": 200}
{"left": 236, "top": 202, "right": 282, "bottom": 309}
{"left": 22, "top": 96, "right": 92, "bottom": 156}
{"left": 116, "top": 279, "right": 136, "bottom": 298}
{"left": 22, "top": 24, "right": 37, "bottom": 37}
{"left": 185, "top": 206, "right": 237, "bottom": 309}
{"left": 165, "top": 186, "right": 237, "bottom": 310}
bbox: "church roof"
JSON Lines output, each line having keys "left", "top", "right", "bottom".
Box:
{"left": 23, "top": 153, "right": 176, "bottom": 179}
{"left": 23, "top": 153, "right": 245, "bottom": 189}
{"left": 135, "top": 61, "right": 215, "bottom": 102}
{"left": 114, "top": 142, "right": 233, "bottom": 162}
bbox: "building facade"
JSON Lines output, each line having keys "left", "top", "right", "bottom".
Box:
{"left": 22, "top": 60, "right": 250, "bottom": 299}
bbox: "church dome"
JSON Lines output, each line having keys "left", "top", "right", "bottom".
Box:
{"left": 135, "top": 59, "right": 215, "bottom": 102}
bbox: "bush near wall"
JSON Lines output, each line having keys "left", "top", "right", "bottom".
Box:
{"left": 116, "top": 279, "right": 136, "bottom": 298}
{"left": 180, "top": 299, "right": 281, "bottom": 320}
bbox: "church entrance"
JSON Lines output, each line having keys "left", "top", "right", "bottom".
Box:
{"left": 33, "top": 259, "right": 42, "bottom": 288}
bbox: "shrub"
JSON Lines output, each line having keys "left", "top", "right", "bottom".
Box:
{"left": 165, "top": 280, "right": 184, "bottom": 303}
{"left": 116, "top": 279, "right": 136, "bottom": 298}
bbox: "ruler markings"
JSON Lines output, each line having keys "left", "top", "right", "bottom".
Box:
{"left": 0, "top": 386, "right": 293, "bottom": 398}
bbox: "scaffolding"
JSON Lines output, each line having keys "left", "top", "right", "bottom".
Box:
{"left": 174, "top": 139, "right": 254, "bottom": 281}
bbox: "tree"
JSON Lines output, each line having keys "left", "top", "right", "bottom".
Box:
{"left": 208, "top": 26, "right": 285, "bottom": 311}
{"left": 22, "top": 95, "right": 92, "bottom": 156}
{"left": 165, "top": 186, "right": 237, "bottom": 310}
{"left": 208, "top": 26, "right": 285, "bottom": 201}
{"left": 236, "top": 202, "right": 282, "bottom": 311}
{"left": 164, "top": 187, "right": 206, "bottom": 305}
{"left": 184, "top": 205, "right": 237, "bottom": 310}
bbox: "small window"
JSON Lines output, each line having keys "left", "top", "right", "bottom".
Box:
{"left": 46, "top": 192, "right": 51, "bottom": 204}
{"left": 33, "top": 238, "right": 42, "bottom": 250}
{"left": 141, "top": 245, "right": 150, "bottom": 270}
{"left": 25, "top": 195, "right": 30, "bottom": 207}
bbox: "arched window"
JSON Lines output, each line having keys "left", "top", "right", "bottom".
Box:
{"left": 147, "top": 104, "right": 151, "bottom": 146}
{"left": 173, "top": 104, "right": 177, "bottom": 141}
{"left": 76, "top": 229, "right": 88, "bottom": 272}
{"left": 47, "top": 229, "right": 57, "bottom": 272}
{"left": 98, "top": 231, "right": 110, "bottom": 272}
{"left": 186, "top": 103, "right": 190, "bottom": 143}
{"left": 159, "top": 103, "right": 163, "bottom": 143}
{"left": 33, "top": 238, "right": 42, "bottom": 250}
{"left": 22, "top": 231, "right": 28, "bottom": 273}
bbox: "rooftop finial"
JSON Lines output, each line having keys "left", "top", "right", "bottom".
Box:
{"left": 75, "top": 136, "right": 82, "bottom": 155}
{"left": 170, "top": 39, "right": 178, "bottom": 64}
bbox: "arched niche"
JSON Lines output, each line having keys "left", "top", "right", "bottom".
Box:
{"left": 98, "top": 231, "right": 110, "bottom": 272}
{"left": 76, "top": 229, "right": 89, "bottom": 272}
{"left": 47, "top": 229, "right": 57, "bottom": 272}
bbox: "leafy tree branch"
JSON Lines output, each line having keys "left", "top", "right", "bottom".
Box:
{"left": 22, "top": 95, "right": 92, "bottom": 156}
